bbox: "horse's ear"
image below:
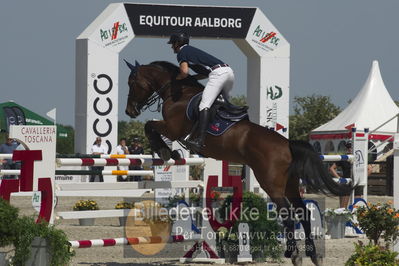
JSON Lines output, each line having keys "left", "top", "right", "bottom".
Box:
{"left": 135, "top": 60, "right": 140, "bottom": 67}
{"left": 124, "top": 59, "right": 136, "bottom": 72}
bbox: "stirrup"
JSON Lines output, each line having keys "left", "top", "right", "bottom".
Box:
{"left": 186, "top": 138, "right": 204, "bottom": 152}
{"left": 183, "top": 134, "right": 192, "bottom": 142}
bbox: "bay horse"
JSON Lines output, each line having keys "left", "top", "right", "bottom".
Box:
{"left": 125, "top": 60, "right": 352, "bottom": 265}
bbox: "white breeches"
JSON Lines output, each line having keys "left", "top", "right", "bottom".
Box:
{"left": 199, "top": 67, "right": 234, "bottom": 111}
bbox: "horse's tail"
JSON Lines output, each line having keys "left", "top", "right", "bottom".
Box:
{"left": 288, "top": 140, "right": 353, "bottom": 196}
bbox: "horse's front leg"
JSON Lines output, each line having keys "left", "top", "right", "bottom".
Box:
{"left": 144, "top": 121, "right": 181, "bottom": 161}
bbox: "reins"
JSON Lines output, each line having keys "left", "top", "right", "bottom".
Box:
{"left": 139, "top": 81, "right": 171, "bottom": 113}
{"left": 130, "top": 62, "right": 201, "bottom": 114}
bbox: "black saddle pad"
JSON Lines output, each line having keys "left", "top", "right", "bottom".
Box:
{"left": 186, "top": 93, "right": 248, "bottom": 136}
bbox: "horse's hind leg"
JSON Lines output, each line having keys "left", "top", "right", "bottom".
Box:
{"left": 285, "top": 178, "right": 322, "bottom": 266}
{"left": 250, "top": 156, "right": 298, "bottom": 263}
{"left": 269, "top": 196, "right": 298, "bottom": 259}
{"left": 144, "top": 121, "right": 172, "bottom": 161}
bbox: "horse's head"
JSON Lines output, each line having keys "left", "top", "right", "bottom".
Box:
{"left": 124, "top": 60, "right": 155, "bottom": 118}
{"left": 124, "top": 60, "right": 179, "bottom": 118}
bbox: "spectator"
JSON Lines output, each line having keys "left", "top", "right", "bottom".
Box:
{"left": 90, "top": 137, "right": 107, "bottom": 182}
{"left": 128, "top": 137, "right": 144, "bottom": 181}
{"left": 116, "top": 138, "right": 129, "bottom": 182}
{"left": 329, "top": 142, "right": 352, "bottom": 208}
{"left": 0, "top": 136, "right": 19, "bottom": 179}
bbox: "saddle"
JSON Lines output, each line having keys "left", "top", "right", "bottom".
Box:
{"left": 186, "top": 93, "right": 249, "bottom": 136}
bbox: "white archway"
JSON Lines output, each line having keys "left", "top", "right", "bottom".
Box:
{"left": 75, "top": 3, "right": 290, "bottom": 191}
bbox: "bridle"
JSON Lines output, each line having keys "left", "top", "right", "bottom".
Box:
{"left": 128, "top": 68, "right": 172, "bottom": 113}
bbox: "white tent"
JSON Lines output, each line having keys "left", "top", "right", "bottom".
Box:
{"left": 310, "top": 60, "right": 399, "bottom": 155}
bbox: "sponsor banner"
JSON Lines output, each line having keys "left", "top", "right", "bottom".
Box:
{"left": 32, "top": 191, "right": 58, "bottom": 213}
{"left": 85, "top": 42, "right": 118, "bottom": 154}
{"left": 87, "top": 4, "right": 134, "bottom": 52}
{"left": 245, "top": 9, "right": 288, "bottom": 54}
{"left": 264, "top": 84, "right": 288, "bottom": 134}
{"left": 154, "top": 164, "right": 173, "bottom": 206}
{"left": 9, "top": 125, "right": 56, "bottom": 191}
{"left": 260, "top": 58, "right": 290, "bottom": 138}
{"left": 55, "top": 165, "right": 84, "bottom": 183}
{"left": 124, "top": 3, "right": 256, "bottom": 38}
{"left": 3, "top": 106, "right": 26, "bottom": 132}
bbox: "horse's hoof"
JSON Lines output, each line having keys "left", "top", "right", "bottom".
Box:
{"left": 305, "top": 248, "right": 316, "bottom": 258}
{"left": 285, "top": 240, "right": 297, "bottom": 258}
{"left": 291, "top": 253, "right": 302, "bottom": 266}
{"left": 171, "top": 150, "right": 182, "bottom": 160}
{"left": 158, "top": 148, "right": 171, "bottom": 161}
{"left": 305, "top": 238, "right": 317, "bottom": 259}
{"left": 284, "top": 249, "right": 293, "bottom": 258}
{"left": 311, "top": 255, "right": 323, "bottom": 266}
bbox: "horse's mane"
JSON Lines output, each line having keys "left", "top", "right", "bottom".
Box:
{"left": 149, "top": 61, "right": 180, "bottom": 76}
{"left": 149, "top": 61, "right": 204, "bottom": 89}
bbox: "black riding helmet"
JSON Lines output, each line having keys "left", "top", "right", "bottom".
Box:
{"left": 167, "top": 32, "right": 189, "bottom": 46}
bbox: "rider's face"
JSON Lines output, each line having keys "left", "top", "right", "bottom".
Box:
{"left": 171, "top": 43, "right": 180, "bottom": 54}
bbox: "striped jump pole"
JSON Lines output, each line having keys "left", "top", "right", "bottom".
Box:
{"left": 56, "top": 170, "right": 154, "bottom": 176}
{"left": 56, "top": 154, "right": 154, "bottom": 159}
{"left": 319, "top": 155, "right": 354, "bottom": 162}
{"left": 102, "top": 154, "right": 153, "bottom": 159}
{"left": 319, "top": 155, "right": 355, "bottom": 184}
{"left": 3, "top": 153, "right": 164, "bottom": 159}
{"left": 56, "top": 158, "right": 205, "bottom": 167}
{"left": 0, "top": 169, "right": 153, "bottom": 176}
{"left": 69, "top": 234, "right": 201, "bottom": 248}
{"left": 1, "top": 154, "right": 204, "bottom": 165}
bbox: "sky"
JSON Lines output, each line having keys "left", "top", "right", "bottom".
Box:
{"left": 1, "top": 0, "right": 398, "bottom": 126}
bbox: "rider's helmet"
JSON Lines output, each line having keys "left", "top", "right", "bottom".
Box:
{"left": 167, "top": 32, "right": 190, "bottom": 47}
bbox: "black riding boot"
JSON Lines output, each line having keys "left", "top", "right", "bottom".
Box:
{"left": 187, "top": 108, "right": 210, "bottom": 151}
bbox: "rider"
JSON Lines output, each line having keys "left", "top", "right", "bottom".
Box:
{"left": 168, "top": 32, "right": 235, "bottom": 151}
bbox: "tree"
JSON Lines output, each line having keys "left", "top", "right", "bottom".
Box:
{"left": 289, "top": 94, "right": 341, "bottom": 141}
{"left": 229, "top": 95, "right": 247, "bottom": 106}
{"left": 118, "top": 120, "right": 151, "bottom": 153}
{"left": 56, "top": 125, "right": 74, "bottom": 154}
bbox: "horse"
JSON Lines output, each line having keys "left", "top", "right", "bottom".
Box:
{"left": 124, "top": 60, "right": 353, "bottom": 265}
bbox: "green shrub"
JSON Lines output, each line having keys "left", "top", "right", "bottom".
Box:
{"left": 166, "top": 194, "right": 185, "bottom": 208}
{"left": 0, "top": 198, "right": 19, "bottom": 247}
{"left": 12, "top": 216, "right": 75, "bottom": 266}
{"left": 189, "top": 192, "right": 201, "bottom": 204}
{"left": 345, "top": 241, "right": 399, "bottom": 266}
{"left": 219, "top": 192, "right": 283, "bottom": 261}
{"left": 355, "top": 201, "right": 399, "bottom": 246}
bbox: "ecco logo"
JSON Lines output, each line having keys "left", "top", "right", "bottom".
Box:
{"left": 92, "top": 73, "right": 113, "bottom": 153}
